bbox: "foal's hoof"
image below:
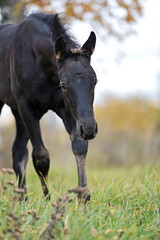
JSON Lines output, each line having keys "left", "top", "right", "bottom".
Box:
{"left": 42, "top": 186, "right": 50, "bottom": 200}
{"left": 45, "top": 193, "right": 50, "bottom": 201}
{"left": 83, "top": 193, "right": 90, "bottom": 204}
{"left": 68, "top": 187, "right": 90, "bottom": 204}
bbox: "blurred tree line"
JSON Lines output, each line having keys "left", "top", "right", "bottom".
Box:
{"left": 93, "top": 97, "right": 160, "bottom": 166}
{"left": 1, "top": 97, "right": 160, "bottom": 168}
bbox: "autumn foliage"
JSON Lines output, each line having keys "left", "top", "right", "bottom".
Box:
{"left": 1, "top": 0, "right": 143, "bottom": 40}
{"left": 96, "top": 97, "right": 160, "bottom": 133}
{"left": 92, "top": 97, "right": 160, "bottom": 166}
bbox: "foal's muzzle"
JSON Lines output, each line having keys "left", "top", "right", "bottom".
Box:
{"left": 79, "top": 121, "right": 98, "bottom": 140}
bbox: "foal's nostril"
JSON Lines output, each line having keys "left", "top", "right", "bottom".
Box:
{"left": 80, "top": 125, "right": 85, "bottom": 138}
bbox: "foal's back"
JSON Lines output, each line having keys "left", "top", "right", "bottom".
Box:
{"left": 0, "top": 16, "right": 57, "bottom": 110}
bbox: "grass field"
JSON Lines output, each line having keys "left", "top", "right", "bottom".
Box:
{"left": 0, "top": 164, "right": 160, "bottom": 240}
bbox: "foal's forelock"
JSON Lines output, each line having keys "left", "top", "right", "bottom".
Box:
{"left": 70, "top": 49, "right": 83, "bottom": 54}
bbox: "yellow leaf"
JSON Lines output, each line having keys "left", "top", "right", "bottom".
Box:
{"left": 117, "top": 228, "right": 124, "bottom": 233}
{"left": 98, "top": 235, "right": 105, "bottom": 240}
{"left": 105, "top": 229, "right": 112, "bottom": 234}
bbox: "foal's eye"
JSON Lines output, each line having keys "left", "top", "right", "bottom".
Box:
{"left": 60, "top": 82, "right": 67, "bottom": 91}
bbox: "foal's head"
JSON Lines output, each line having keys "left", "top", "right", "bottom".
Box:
{"left": 55, "top": 32, "right": 98, "bottom": 140}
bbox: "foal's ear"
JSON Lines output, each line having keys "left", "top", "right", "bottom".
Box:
{"left": 55, "top": 37, "right": 66, "bottom": 60}
{"left": 81, "top": 31, "right": 96, "bottom": 56}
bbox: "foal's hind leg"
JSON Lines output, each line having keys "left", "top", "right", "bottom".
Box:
{"left": 17, "top": 99, "right": 50, "bottom": 199}
{"left": 12, "top": 109, "right": 29, "bottom": 189}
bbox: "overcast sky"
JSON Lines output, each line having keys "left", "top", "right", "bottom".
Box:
{"left": 72, "top": 0, "right": 160, "bottom": 103}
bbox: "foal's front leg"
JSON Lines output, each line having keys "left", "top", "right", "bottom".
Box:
{"left": 70, "top": 133, "right": 90, "bottom": 203}
{"left": 56, "top": 108, "right": 90, "bottom": 202}
{"left": 18, "top": 98, "right": 50, "bottom": 198}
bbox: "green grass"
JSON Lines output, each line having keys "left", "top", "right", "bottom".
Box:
{"left": 0, "top": 165, "right": 160, "bottom": 240}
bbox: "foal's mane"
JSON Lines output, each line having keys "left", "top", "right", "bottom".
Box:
{"left": 29, "top": 13, "right": 80, "bottom": 50}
